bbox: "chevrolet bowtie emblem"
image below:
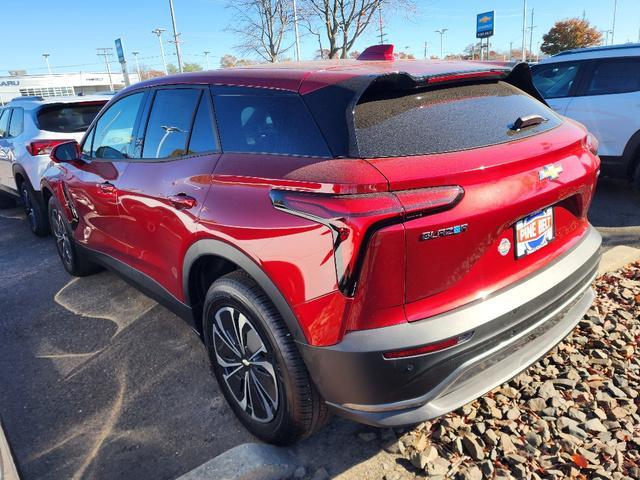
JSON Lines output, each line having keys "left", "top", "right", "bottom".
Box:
{"left": 539, "top": 164, "right": 563, "bottom": 181}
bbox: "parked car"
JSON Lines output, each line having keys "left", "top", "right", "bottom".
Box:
{"left": 0, "top": 95, "right": 107, "bottom": 235}
{"left": 531, "top": 44, "right": 640, "bottom": 188}
{"left": 42, "top": 46, "right": 602, "bottom": 444}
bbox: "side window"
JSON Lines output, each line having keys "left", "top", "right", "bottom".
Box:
{"left": 8, "top": 108, "right": 23, "bottom": 137}
{"left": 187, "top": 94, "right": 218, "bottom": 155}
{"left": 92, "top": 92, "right": 145, "bottom": 159}
{"left": 585, "top": 58, "right": 640, "bottom": 95}
{"left": 532, "top": 62, "right": 580, "bottom": 98}
{"left": 142, "top": 88, "right": 200, "bottom": 159}
{"left": 0, "top": 109, "right": 10, "bottom": 138}
{"left": 214, "top": 93, "right": 331, "bottom": 157}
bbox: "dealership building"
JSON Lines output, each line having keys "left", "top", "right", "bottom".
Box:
{"left": 0, "top": 71, "right": 141, "bottom": 105}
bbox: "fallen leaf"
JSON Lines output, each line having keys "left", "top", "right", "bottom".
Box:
{"left": 571, "top": 453, "right": 588, "bottom": 469}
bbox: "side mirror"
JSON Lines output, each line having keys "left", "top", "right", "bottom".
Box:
{"left": 50, "top": 140, "right": 81, "bottom": 163}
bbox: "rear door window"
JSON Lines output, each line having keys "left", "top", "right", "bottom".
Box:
{"left": 142, "top": 88, "right": 201, "bottom": 159}
{"left": 214, "top": 92, "right": 331, "bottom": 157}
{"left": 187, "top": 93, "right": 219, "bottom": 155}
{"left": 354, "top": 81, "right": 561, "bottom": 158}
{"left": 8, "top": 108, "right": 23, "bottom": 137}
{"left": 37, "top": 102, "right": 105, "bottom": 133}
{"left": 532, "top": 62, "right": 581, "bottom": 98}
{"left": 584, "top": 58, "right": 640, "bottom": 95}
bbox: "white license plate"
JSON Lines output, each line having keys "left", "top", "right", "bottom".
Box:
{"left": 515, "top": 207, "right": 555, "bottom": 259}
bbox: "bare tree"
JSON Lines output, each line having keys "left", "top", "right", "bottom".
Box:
{"left": 302, "top": 0, "right": 413, "bottom": 59}
{"left": 227, "top": 0, "right": 294, "bottom": 62}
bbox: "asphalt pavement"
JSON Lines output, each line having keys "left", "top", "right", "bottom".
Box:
{"left": 0, "top": 176, "right": 638, "bottom": 480}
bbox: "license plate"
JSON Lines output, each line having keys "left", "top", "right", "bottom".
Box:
{"left": 515, "top": 207, "right": 555, "bottom": 259}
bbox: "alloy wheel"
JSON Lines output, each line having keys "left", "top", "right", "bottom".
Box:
{"left": 212, "top": 306, "right": 279, "bottom": 423}
{"left": 51, "top": 207, "right": 73, "bottom": 267}
{"left": 21, "top": 186, "right": 37, "bottom": 231}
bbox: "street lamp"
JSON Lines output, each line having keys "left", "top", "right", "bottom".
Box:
{"left": 611, "top": 0, "right": 618, "bottom": 45}
{"left": 132, "top": 51, "right": 142, "bottom": 81}
{"left": 42, "top": 53, "right": 52, "bottom": 75}
{"left": 203, "top": 51, "right": 211, "bottom": 70}
{"left": 152, "top": 28, "right": 168, "bottom": 75}
{"left": 434, "top": 29, "right": 448, "bottom": 59}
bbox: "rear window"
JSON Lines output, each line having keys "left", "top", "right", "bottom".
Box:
{"left": 37, "top": 102, "right": 105, "bottom": 133}
{"left": 214, "top": 93, "right": 331, "bottom": 157}
{"left": 354, "top": 81, "right": 561, "bottom": 158}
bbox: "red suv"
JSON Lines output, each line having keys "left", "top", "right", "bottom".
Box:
{"left": 42, "top": 48, "right": 601, "bottom": 444}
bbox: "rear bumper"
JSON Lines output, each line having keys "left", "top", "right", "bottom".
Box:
{"left": 299, "top": 226, "right": 601, "bottom": 427}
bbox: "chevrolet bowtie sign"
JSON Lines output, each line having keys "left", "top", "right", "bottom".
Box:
{"left": 476, "top": 11, "right": 495, "bottom": 38}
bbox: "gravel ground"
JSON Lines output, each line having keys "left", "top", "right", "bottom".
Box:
{"left": 304, "top": 263, "right": 640, "bottom": 480}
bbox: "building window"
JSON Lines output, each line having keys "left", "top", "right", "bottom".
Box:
{"left": 19, "top": 86, "right": 74, "bottom": 98}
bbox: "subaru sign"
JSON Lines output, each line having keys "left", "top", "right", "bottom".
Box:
{"left": 476, "top": 11, "right": 494, "bottom": 38}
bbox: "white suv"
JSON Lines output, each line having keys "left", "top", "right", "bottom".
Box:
{"left": 0, "top": 95, "right": 107, "bottom": 235}
{"left": 532, "top": 44, "right": 640, "bottom": 188}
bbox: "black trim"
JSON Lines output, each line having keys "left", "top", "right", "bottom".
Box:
{"left": 75, "top": 242, "right": 195, "bottom": 327}
{"left": 182, "top": 239, "right": 308, "bottom": 344}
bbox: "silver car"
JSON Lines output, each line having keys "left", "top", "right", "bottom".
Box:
{"left": 0, "top": 95, "right": 107, "bottom": 235}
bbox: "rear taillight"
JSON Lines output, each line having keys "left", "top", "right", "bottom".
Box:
{"left": 383, "top": 331, "right": 474, "bottom": 359}
{"left": 584, "top": 133, "right": 599, "bottom": 156}
{"left": 26, "top": 139, "right": 71, "bottom": 156}
{"left": 270, "top": 185, "right": 464, "bottom": 296}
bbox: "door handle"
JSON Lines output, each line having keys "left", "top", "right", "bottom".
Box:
{"left": 168, "top": 193, "right": 197, "bottom": 210}
{"left": 97, "top": 181, "right": 117, "bottom": 194}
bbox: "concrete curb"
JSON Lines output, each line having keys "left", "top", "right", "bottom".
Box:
{"left": 0, "top": 419, "right": 20, "bottom": 480}
{"left": 598, "top": 246, "right": 640, "bottom": 276}
{"left": 177, "top": 443, "right": 299, "bottom": 480}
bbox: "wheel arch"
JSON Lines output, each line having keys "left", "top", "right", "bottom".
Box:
{"left": 183, "top": 239, "right": 308, "bottom": 344}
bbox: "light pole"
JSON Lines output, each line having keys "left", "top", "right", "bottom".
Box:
{"left": 424, "top": 41, "right": 427, "bottom": 60}
{"left": 434, "top": 29, "right": 448, "bottom": 59}
{"left": 132, "top": 51, "right": 142, "bottom": 81}
{"left": 96, "top": 48, "right": 114, "bottom": 92}
{"left": 521, "top": 0, "right": 527, "bottom": 61}
{"left": 168, "top": 0, "right": 183, "bottom": 73}
{"left": 528, "top": 8, "right": 536, "bottom": 62}
{"left": 611, "top": 0, "right": 618, "bottom": 45}
{"left": 42, "top": 53, "right": 52, "bottom": 75}
{"left": 152, "top": 28, "right": 168, "bottom": 75}
{"left": 203, "top": 51, "right": 211, "bottom": 70}
{"left": 509, "top": 42, "right": 513, "bottom": 61}
{"left": 292, "top": 0, "right": 301, "bottom": 61}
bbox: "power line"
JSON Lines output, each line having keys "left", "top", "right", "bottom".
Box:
{"left": 96, "top": 48, "right": 114, "bottom": 91}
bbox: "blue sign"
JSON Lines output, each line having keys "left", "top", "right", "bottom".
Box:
{"left": 476, "top": 11, "right": 495, "bottom": 38}
{"left": 115, "top": 38, "right": 125, "bottom": 63}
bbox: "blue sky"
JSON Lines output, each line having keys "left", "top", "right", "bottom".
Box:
{"left": 0, "top": 0, "right": 638, "bottom": 74}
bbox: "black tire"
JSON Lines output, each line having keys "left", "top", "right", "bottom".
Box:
{"left": 20, "top": 182, "right": 49, "bottom": 236}
{"left": 203, "top": 271, "right": 330, "bottom": 445}
{"left": 632, "top": 162, "right": 640, "bottom": 192}
{"left": 48, "top": 195, "right": 100, "bottom": 277}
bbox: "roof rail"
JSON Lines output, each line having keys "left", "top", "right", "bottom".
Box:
{"left": 11, "top": 95, "right": 44, "bottom": 102}
{"left": 555, "top": 43, "right": 640, "bottom": 57}
{"left": 358, "top": 44, "right": 395, "bottom": 61}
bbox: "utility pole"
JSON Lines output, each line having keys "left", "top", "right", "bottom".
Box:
{"left": 377, "top": 3, "right": 386, "bottom": 44}
{"left": 203, "top": 51, "right": 211, "bottom": 69}
{"left": 424, "top": 41, "right": 427, "bottom": 60}
{"left": 528, "top": 8, "right": 536, "bottom": 62}
{"left": 435, "top": 29, "right": 448, "bottom": 59}
{"left": 521, "top": 0, "right": 527, "bottom": 62}
{"left": 292, "top": 0, "right": 301, "bottom": 61}
{"left": 42, "top": 53, "right": 52, "bottom": 75}
{"left": 152, "top": 28, "right": 168, "bottom": 75}
{"left": 168, "top": 0, "right": 183, "bottom": 73}
{"left": 509, "top": 41, "right": 513, "bottom": 61}
{"left": 96, "top": 48, "right": 114, "bottom": 92}
{"left": 611, "top": 0, "right": 618, "bottom": 45}
{"left": 132, "top": 51, "right": 142, "bottom": 81}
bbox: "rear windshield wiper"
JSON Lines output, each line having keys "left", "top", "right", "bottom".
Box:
{"left": 510, "top": 114, "right": 547, "bottom": 131}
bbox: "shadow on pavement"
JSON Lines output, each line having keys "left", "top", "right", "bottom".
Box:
{"left": 589, "top": 177, "right": 640, "bottom": 249}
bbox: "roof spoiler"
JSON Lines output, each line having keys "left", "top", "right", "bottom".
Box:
{"left": 357, "top": 44, "right": 395, "bottom": 61}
